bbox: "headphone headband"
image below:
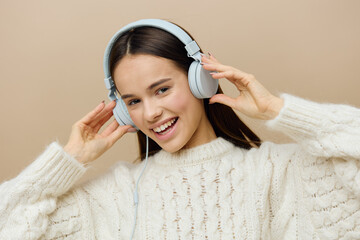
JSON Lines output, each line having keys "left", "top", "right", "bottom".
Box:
{"left": 103, "top": 19, "right": 202, "bottom": 101}
{"left": 103, "top": 19, "right": 218, "bottom": 128}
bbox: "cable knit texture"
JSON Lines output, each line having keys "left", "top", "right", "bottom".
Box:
{"left": 1, "top": 94, "right": 360, "bottom": 239}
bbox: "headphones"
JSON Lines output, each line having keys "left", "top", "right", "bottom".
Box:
{"left": 103, "top": 19, "right": 218, "bottom": 128}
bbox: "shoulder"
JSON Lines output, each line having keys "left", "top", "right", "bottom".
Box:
{"left": 74, "top": 160, "right": 145, "bottom": 196}
{"left": 235, "top": 140, "right": 300, "bottom": 159}
{"left": 208, "top": 138, "right": 304, "bottom": 165}
{"left": 240, "top": 141, "right": 310, "bottom": 170}
{"left": 255, "top": 141, "right": 301, "bottom": 158}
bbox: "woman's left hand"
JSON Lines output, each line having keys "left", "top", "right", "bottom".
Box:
{"left": 201, "top": 54, "right": 284, "bottom": 120}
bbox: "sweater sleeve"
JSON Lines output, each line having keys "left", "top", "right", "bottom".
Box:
{"left": 267, "top": 94, "right": 360, "bottom": 194}
{"left": 267, "top": 93, "right": 360, "bottom": 160}
{"left": 0, "top": 142, "right": 87, "bottom": 239}
{"left": 263, "top": 94, "right": 360, "bottom": 239}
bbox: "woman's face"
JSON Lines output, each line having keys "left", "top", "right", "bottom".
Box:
{"left": 113, "top": 54, "right": 216, "bottom": 153}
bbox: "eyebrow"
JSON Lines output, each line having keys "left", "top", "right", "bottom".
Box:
{"left": 121, "top": 78, "right": 172, "bottom": 100}
{"left": 148, "top": 78, "right": 172, "bottom": 90}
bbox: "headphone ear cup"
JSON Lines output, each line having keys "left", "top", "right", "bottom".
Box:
{"left": 188, "top": 61, "right": 202, "bottom": 98}
{"left": 113, "top": 98, "right": 137, "bottom": 128}
{"left": 188, "top": 61, "right": 218, "bottom": 99}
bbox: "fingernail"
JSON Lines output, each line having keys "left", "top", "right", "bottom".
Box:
{"left": 208, "top": 52, "right": 212, "bottom": 56}
{"left": 201, "top": 53, "right": 209, "bottom": 59}
{"left": 127, "top": 127, "right": 137, "bottom": 132}
{"left": 101, "top": 100, "right": 105, "bottom": 104}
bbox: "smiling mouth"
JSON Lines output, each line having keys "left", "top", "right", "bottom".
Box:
{"left": 152, "top": 117, "right": 178, "bottom": 135}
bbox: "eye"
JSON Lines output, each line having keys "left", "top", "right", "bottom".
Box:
{"left": 156, "top": 87, "right": 169, "bottom": 95}
{"left": 127, "top": 99, "right": 140, "bottom": 106}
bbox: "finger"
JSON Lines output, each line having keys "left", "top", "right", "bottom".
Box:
{"left": 209, "top": 94, "right": 237, "bottom": 109}
{"left": 201, "top": 52, "right": 218, "bottom": 61}
{"left": 209, "top": 71, "right": 240, "bottom": 86}
{"left": 208, "top": 53, "right": 219, "bottom": 62}
{"left": 201, "top": 57, "right": 249, "bottom": 81}
{"left": 89, "top": 100, "right": 116, "bottom": 128}
{"left": 201, "top": 54, "right": 210, "bottom": 62}
{"left": 80, "top": 101, "right": 106, "bottom": 125}
{"left": 211, "top": 70, "right": 254, "bottom": 91}
{"left": 100, "top": 119, "right": 120, "bottom": 137}
{"left": 93, "top": 110, "right": 114, "bottom": 133}
{"left": 209, "top": 71, "right": 227, "bottom": 79}
{"left": 107, "top": 124, "right": 134, "bottom": 146}
{"left": 201, "top": 61, "right": 232, "bottom": 74}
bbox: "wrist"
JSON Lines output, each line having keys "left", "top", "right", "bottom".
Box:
{"left": 266, "top": 96, "right": 284, "bottom": 120}
{"left": 64, "top": 144, "right": 85, "bottom": 164}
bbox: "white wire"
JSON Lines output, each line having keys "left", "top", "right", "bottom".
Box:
{"left": 130, "top": 135, "right": 149, "bottom": 240}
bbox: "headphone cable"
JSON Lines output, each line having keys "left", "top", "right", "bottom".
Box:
{"left": 130, "top": 135, "right": 149, "bottom": 240}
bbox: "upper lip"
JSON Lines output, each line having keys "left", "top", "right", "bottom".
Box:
{"left": 148, "top": 117, "right": 178, "bottom": 130}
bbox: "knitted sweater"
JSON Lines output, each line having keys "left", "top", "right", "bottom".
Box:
{"left": 1, "top": 94, "right": 360, "bottom": 240}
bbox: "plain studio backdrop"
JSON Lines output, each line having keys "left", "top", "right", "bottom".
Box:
{"left": 0, "top": 0, "right": 359, "bottom": 184}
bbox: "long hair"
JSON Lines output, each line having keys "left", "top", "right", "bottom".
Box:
{"left": 109, "top": 24, "right": 261, "bottom": 160}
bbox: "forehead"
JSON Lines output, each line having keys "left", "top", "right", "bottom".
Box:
{"left": 113, "top": 54, "right": 184, "bottom": 93}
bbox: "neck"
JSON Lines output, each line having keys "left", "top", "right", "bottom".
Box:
{"left": 153, "top": 137, "right": 234, "bottom": 167}
{"left": 182, "top": 117, "right": 217, "bottom": 150}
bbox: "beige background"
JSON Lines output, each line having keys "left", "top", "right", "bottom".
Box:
{"left": 0, "top": 0, "right": 359, "bottom": 184}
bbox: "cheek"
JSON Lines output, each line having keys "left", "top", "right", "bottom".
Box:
{"left": 128, "top": 87, "right": 202, "bottom": 127}
{"left": 168, "top": 89, "right": 203, "bottom": 119}
{"left": 169, "top": 93, "right": 188, "bottom": 112}
{"left": 128, "top": 108, "right": 143, "bottom": 127}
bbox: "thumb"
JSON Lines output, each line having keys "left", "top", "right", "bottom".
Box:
{"left": 108, "top": 125, "right": 135, "bottom": 146}
{"left": 209, "top": 94, "right": 237, "bottom": 109}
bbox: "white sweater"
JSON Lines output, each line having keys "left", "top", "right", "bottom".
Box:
{"left": 1, "top": 94, "right": 360, "bottom": 240}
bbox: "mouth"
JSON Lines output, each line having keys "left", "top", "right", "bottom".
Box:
{"left": 152, "top": 117, "right": 178, "bottom": 136}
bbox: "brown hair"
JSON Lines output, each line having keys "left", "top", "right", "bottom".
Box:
{"left": 109, "top": 24, "right": 261, "bottom": 160}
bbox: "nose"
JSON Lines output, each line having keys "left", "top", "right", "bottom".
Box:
{"left": 143, "top": 99, "right": 162, "bottom": 122}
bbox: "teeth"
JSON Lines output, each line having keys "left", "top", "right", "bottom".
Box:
{"left": 153, "top": 118, "right": 176, "bottom": 133}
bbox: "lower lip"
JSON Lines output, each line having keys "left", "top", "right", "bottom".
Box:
{"left": 153, "top": 118, "right": 178, "bottom": 141}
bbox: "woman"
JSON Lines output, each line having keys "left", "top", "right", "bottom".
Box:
{"left": 1, "top": 19, "right": 360, "bottom": 240}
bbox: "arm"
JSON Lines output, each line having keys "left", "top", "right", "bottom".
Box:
{"left": 203, "top": 54, "right": 360, "bottom": 193}
{"left": 202, "top": 54, "right": 360, "bottom": 238}
{"left": 201, "top": 53, "right": 360, "bottom": 161}
{"left": 264, "top": 95, "right": 360, "bottom": 239}
{"left": 0, "top": 100, "right": 132, "bottom": 239}
{"left": 0, "top": 142, "right": 86, "bottom": 239}
{"left": 267, "top": 93, "right": 360, "bottom": 160}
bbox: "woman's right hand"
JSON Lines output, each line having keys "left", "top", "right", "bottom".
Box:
{"left": 64, "top": 100, "right": 136, "bottom": 164}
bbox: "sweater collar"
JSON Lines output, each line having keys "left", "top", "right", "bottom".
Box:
{"left": 153, "top": 137, "right": 235, "bottom": 167}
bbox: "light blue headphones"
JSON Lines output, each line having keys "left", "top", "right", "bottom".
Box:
{"left": 103, "top": 19, "right": 218, "bottom": 128}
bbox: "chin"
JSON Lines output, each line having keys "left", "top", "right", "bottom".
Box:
{"left": 152, "top": 134, "right": 190, "bottom": 153}
{"left": 145, "top": 121, "right": 190, "bottom": 153}
{"left": 157, "top": 141, "right": 185, "bottom": 153}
